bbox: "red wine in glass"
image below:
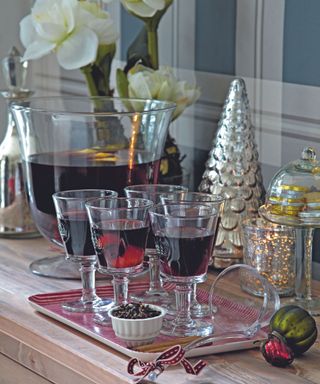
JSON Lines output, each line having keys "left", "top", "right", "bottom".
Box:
{"left": 27, "top": 151, "right": 159, "bottom": 246}
{"left": 146, "top": 228, "right": 156, "bottom": 249}
{"left": 154, "top": 227, "right": 216, "bottom": 278}
{"left": 58, "top": 211, "right": 95, "bottom": 260}
{"left": 91, "top": 219, "right": 149, "bottom": 272}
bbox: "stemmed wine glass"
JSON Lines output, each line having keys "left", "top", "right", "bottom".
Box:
{"left": 124, "top": 184, "right": 188, "bottom": 304}
{"left": 160, "top": 192, "right": 225, "bottom": 318}
{"left": 144, "top": 264, "right": 281, "bottom": 383}
{"left": 52, "top": 189, "right": 118, "bottom": 312}
{"left": 149, "top": 201, "right": 223, "bottom": 337}
{"left": 86, "top": 197, "right": 153, "bottom": 324}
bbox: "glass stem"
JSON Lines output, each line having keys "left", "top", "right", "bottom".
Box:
{"left": 148, "top": 249, "right": 164, "bottom": 292}
{"left": 79, "top": 261, "right": 98, "bottom": 304}
{"left": 295, "top": 228, "right": 314, "bottom": 301}
{"left": 191, "top": 283, "right": 198, "bottom": 304}
{"left": 112, "top": 275, "right": 129, "bottom": 306}
{"left": 174, "top": 283, "right": 193, "bottom": 327}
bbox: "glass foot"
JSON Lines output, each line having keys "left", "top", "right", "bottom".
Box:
{"left": 93, "top": 266, "right": 150, "bottom": 325}
{"left": 166, "top": 298, "right": 210, "bottom": 317}
{"left": 93, "top": 311, "right": 113, "bottom": 325}
{"left": 62, "top": 298, "right": 114, "bottom": 313}
{"left": 130, "top": 289, "right": 173, "bottom": 305}
{"left": 161, "top": 317, "right": 213, "bottom": 337}
{"left": 30, "top": 255, "right": 80, "bottom": 279}
{"left": 29, "top": 255, "right": 112, "bottom": 280}
{"left": 190, "top": 301, "right": 210, "bottom": 318}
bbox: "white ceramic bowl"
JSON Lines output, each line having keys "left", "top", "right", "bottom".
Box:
{"left": 108, "top": 304, "right": 166, "bottom": 347}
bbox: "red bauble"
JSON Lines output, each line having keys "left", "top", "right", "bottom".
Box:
{"left": 261, "top": 333, "right": 294, "bottom": 367}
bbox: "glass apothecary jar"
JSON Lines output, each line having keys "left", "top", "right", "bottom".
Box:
{"left": 259, "top": 147, "right": 320, "bottom": 314}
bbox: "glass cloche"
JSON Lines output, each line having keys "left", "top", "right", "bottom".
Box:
{"left": 259, "top": 147, "right": 320, "bottom": 315}
{"left": 260, "top": 147, "right": 320, "bottom": 227}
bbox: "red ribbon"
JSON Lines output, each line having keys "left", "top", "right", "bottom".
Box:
{"left": 127, "top": 345, "right": 206, "bottom": 382}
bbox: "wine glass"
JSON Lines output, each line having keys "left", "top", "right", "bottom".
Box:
{"left": 149, "top": 201, "right": 223, "bottom": 337}
{"left": 124, "top": 184, "right": 188, "bottom": 304}
{"left": 160, "top": 192, "right": 225, "bottom": 318}
{"left": 143, "top": 264, "right": 281, "bottom": 383}
{"left": 86, "top": 197, "right": 153, "bottom": 324}
{"left": 11, "top": 96, "right": 175, "bottom": 279}
{"left": 52, "top": 189, "right": 118, "bottom": 312}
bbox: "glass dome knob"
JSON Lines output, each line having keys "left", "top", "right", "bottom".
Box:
{"left": 301, "top": 147, "right": 316, "bottom": 161}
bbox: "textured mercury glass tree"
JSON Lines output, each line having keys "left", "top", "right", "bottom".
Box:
{"left": 199, "top": 78, "right": 265, "bottom": 269}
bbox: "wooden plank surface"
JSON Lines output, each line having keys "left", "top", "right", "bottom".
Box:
{"left": 0, "top": 353, "right": 53, "bottom": 384}
{"left": 0, "top": 237, "right": 320, "bottom": 384}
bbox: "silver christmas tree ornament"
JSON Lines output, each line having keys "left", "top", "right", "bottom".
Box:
{"left": 199, "top": 78, "right": 265, "bottom": 268}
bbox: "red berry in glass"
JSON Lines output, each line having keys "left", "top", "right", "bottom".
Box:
{"left": 91, "top": 219, "right": 149, "bottom": 270}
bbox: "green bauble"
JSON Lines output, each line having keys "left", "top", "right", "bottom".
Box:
{"left": 269, "top": 305, "right": 317, "bottom": 356}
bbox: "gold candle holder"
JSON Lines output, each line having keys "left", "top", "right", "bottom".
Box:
{"left": 241, "top": 218, "right": 296, "bottom": 297}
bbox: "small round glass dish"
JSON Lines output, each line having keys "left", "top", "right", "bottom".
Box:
{"left": 108, "top": 303, "right": 166, "bottom": 347}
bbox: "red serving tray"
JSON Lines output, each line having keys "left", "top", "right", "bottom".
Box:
{"left": 28, "top": 282, "right": 266, "bottom": 362}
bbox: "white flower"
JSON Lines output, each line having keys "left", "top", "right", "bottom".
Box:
{"left": 172, "top": 80, "right": 201, "bottom": 120}
{"left": 120, "top": 0, "right": 166, "bottom": 18}
{"left": 127, "top": 65, "right": 200, "bottom": 120}
{"left": 79, "top": 2, "right": 118, "bottom": 45}
{"left": 20, "top": 0, "right": 117, "bottom": 70}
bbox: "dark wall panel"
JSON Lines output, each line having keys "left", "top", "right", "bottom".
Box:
{"left": 195, "top": 0, "right": 236, "bottom": 74}
{"left": 283, "top": 0, "right": 320, "bottom": 86}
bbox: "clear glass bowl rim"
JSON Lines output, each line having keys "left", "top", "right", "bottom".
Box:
{"left": 11, "top": 95, "right": 176, "bottom": 117}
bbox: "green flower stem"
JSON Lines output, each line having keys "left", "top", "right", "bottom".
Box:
{"left": 81, "top": 65, "right": 99, "bottom": 96}
{"left": 146, "top": 24, "right": 159, "bottom": 70}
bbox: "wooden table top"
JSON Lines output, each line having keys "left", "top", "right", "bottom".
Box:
{"left": 1, "top": 237, "right": 320, "bottom": 384}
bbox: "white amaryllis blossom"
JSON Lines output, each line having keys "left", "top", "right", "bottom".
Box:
{"left": 127, "top": 65, "right": 200, "bottom": 120}
{"left": 20, "top": 0, "right": 117, "bottom": 70}
{"left": 79, "top": 2, "right": 118, "bottom": 45}
{"left": 120, "top": 0, "right": 166, "bottom": 18}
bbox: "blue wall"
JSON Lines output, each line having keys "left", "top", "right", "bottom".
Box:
{"left": 120, "top": 9, "right": 143, "bottom": 61}
{"left": 120, "top": 1, "right": 320, "bottom": 87}
{"left": 283, "top": 0, "right": 320, "bottom": 86}
{"left": 120, "top": 0, "right": 237, "bottom": 74}
{"left": 195, "top": 0, "right": 236, "bottom": 75}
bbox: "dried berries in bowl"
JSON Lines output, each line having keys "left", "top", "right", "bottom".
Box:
{"left": 108, "top": 303, "right": 166, "bottom": 347}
